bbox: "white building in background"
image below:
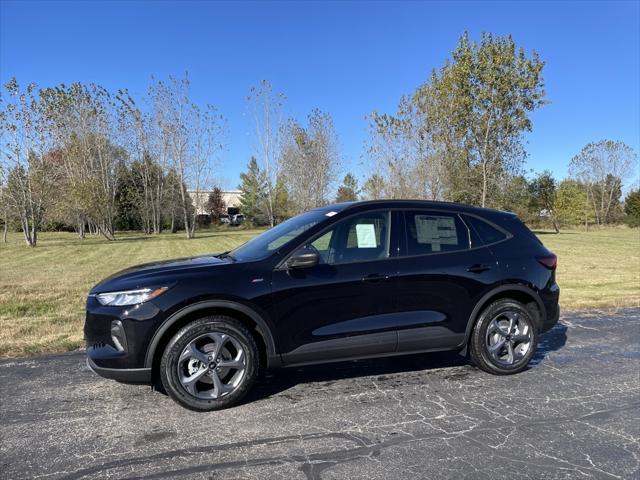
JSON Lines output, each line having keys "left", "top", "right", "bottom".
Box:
{"left": 188, "top": 189, "right": 242, "bottom": 216}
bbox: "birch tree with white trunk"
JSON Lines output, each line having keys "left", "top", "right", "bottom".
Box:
{"left": 0, "top": 79, "right": 57, "bottom": 247}
{"left": 152, "top": 75, "right": 225, "bottom": 239}
{"left": 280, "top": 109, "right": 341, "bottom": 213}
{"left": 247, "top": 80, "right": 285, "bottom": 227}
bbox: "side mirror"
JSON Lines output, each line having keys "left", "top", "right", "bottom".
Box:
{"left": 286, "top": 247, "right": 319, "bottom": 269}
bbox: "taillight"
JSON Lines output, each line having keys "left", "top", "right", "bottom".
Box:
{"left": 537, "top": 253, "right": 557, "bottom": 270}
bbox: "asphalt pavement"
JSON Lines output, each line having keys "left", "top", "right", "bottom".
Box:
{"left": 1, "top": 308, "right": 639, "bottom": 480}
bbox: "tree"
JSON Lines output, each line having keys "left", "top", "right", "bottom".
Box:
{"left": 596, "top": 174, "right": 624, "bottom": 224}
{"left": 205, "top": 187, "right": 226, "bottom": 223}
{"left": 569, "top": 140, "right": 638, "bottom": 225}
{"left": 163, "top": 168, "right": 188, "bottom": 233}
{"left": 0, "top": 165, "right": 9, "bottom": 242}
{"left": 448, "top": 33, "right": 546, "bottom": 207}
{"left": 362, "top": 174, "right": 385, "bottom": 200}
{"left": 624, "top": 190, "right": 640, "bottom": 228}
{"left": 247, "top": 80, "right": 285, "bottom": 227}
{"left": 127, "top": 154, "right": 165, "bottom": 234}
{"left": 279, "top": 109, "right": 341, "bottom": 213}
{"left": 0, "top": 79, "right": 57, "bottom": 246}
{"left": 499, "top": 175, "right": 533, "bottom": 223}
{"left": 117, "top": 88, "right": 168, "bottom": 235}
{"left": 151, "top": 75, "right": 225, "bottom": 238}
{"left": 239, "top": 157, "right": 269, "bottom": 225}
{"left": 369, "top": 94, "right": 446, "bottom": 200}
{"left": 365, "top": 33, "right": 546, "bottom": 206}
{"left": 335, "top": 173, "right": 359, "bottom": 202}
{"left": 114, "top": 160, "right": 141, "bottom": 231}
{"left": 272, "top": 175, "right": 291, "bottom": 224}
{"left": 530, "top": 171, "right": 559, "bottom": 233}
{"left": 39, "top": 82, "right": 123, "bottom": 240}
{"left": 555, "top": 179, "right": 594, "bottom": 228}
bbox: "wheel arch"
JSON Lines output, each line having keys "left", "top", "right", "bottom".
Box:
{"left": 459, "top": 284, "right": 546, "bottom": 355}
{"left": 145, "top": 300, "right": 279, "bottom": 375}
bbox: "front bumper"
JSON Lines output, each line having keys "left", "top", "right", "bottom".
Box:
{"left": 84, "top": 295, "right": 164, "bottom": 382}
{"left": 86, "top": 354, "right": 151, "bottom": 383}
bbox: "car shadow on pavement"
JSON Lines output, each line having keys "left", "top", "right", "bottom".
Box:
{"left": 530, "top": 322, "right": 568, "bottom": 366}
{"left": 240, "top": 322, "right": 569, "bottom": 405}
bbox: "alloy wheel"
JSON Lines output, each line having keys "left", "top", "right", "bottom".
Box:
{"left": 485, "top": 310, "right": 533, "bottom": 367}
{"left": 177, "top": 332, "right": 246, "bottom": 399}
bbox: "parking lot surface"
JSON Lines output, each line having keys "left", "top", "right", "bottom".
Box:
{"left": 1, "top": 308, "right": 639, "bottom": 479}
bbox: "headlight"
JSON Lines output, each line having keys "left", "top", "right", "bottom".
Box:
{"left": 96, "top": 287, "right": 169, "bottom": 306}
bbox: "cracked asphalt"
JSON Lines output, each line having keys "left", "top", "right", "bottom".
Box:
{"left": 1, "top": 308, "right": 639, "bottom": 480}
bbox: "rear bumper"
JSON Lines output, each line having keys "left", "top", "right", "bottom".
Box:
{"left": 86, "top": 354, "right": 151, "bottom": 383}
{"left": 540, "top": 283, "right": 560, "bottom": 333}
{"left": 541, "top": 304, "right": 560, "bottom": 333}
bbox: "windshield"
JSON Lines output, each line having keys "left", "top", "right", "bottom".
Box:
{"left": 229, "top": 209, "right": 331, "bottom": 261}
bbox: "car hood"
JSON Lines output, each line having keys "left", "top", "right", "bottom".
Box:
{"left": 91, "top": 254, "right": 231, "bottom": 293}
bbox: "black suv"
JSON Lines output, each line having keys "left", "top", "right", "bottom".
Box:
{"left": 85, "top": 200, "right": 559, "bottom": 411}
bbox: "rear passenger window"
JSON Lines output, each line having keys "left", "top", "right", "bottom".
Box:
{"left": 463, "top": 215, "right": 508, "bottom": 245}
{"left": 403, "top": 211, "right": 470, "bottom": 256}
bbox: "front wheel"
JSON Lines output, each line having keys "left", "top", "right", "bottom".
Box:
{"left": 160, "top": 316, "right": 259, "bottom": 411}
{"left": 469, "top": 299, "right": 538, "bottom": 375}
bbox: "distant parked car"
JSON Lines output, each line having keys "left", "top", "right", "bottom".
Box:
{"left": 85, "top": 200, "right": 559, "bottom": 411}
{"left": 230, "top": 214, "right": 245, "bottom": 226}
{"left": 219, "top": 215, "right": 231, "bottom": 225}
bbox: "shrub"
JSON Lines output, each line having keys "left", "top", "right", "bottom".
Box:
{"left": 623, "top": 190, "right": 640, "bottom": 228}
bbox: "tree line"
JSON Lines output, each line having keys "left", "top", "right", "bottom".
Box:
{"left": 236, "top": 33, "right": 638, "bottom": 230}
{"left": 0, "top": 75, "right": 224, "bottom": 245}
{"left": 239, "top": 146, "right": 639, "bottom": 232}
{"left": 1, "top": 32, "right": 639, "bottom": 247}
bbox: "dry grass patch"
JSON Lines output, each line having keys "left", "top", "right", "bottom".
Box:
{"left": 0, "top": 229, "right": 261, "bottom": 356}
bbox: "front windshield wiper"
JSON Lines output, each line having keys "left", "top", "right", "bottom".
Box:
{"left": 215, "top": 251, "right": 236, "bottom": 261}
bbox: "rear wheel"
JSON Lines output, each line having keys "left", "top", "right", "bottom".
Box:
{"left": 160, "top": 316, "right": 259, "bottom": 411}
{"left": 469, "top": 299, "right": 538, "bottom": 375}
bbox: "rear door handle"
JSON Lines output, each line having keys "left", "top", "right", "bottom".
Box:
{"left": 467, "top": 264, "right": 491, "bottom": 273}
{"left": 362, "top": 273, "right": 390, "bottom": 283}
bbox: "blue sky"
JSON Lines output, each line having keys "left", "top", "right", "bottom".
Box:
{"left": 1, "top": 0, "right": 639, "bottom": 190}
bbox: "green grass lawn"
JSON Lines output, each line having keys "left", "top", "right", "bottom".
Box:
{"left": 1, "top": 226, "right": 638, "bottom": 357}
{"left": 534, "top": 227, "right": 640, "bottom": 310}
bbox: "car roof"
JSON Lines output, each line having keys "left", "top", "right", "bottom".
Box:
{"left": 317, "top": 199, "right": 515, "bottom": 218}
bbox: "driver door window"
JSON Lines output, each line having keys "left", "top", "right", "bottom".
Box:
{"left": 310, "top": 211, "right": 390, "bottom": 265}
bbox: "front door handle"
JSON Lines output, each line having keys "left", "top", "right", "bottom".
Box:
{"left": 362, "top": 273, "right": 390, "bottom": 283}
{"left": 467, "top": 264, "right": 491, "bottom": 273}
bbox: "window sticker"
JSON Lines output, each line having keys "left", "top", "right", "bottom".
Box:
{"left": 355, "top": 223, "right": 377, "bottom": 248}
{"left": 325, "top": 211, "right": 338, "bottom": 217}
{"left": 415, "top": 215, "right": 457, "bottom": 251}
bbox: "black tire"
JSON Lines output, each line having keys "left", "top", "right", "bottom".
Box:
{"left": 469, "top": 299, "right": 538, "bottom": 375}
{"left": 160, "top": 316, "right": 259, "bottom": 411}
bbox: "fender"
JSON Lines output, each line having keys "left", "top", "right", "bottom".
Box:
{"left": 144, "top": 300, "right": 278, "bottom": 368}
{"left": 459, "top": 283, "right": 546, "bottom": 352}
